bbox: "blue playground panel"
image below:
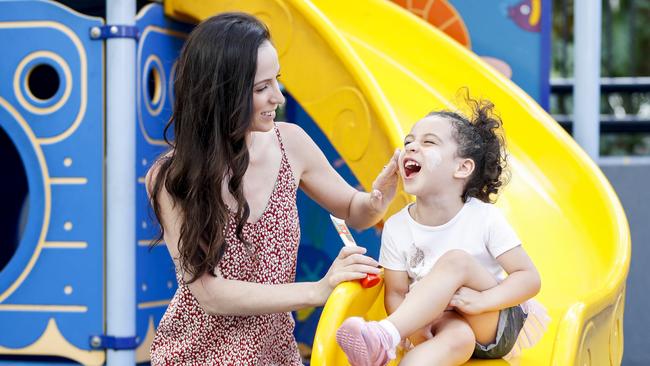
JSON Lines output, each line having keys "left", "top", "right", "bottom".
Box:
{"left": 0, "top": 0, "right": 104, "bottom": 356}
{"left": 0, "top": 2, "right": 191, "bottom": 362}
{"left": 449, "top": 0, "right": 551, "bottom": 108}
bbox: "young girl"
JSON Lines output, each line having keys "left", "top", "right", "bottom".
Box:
{"left": 336, "top": 96, "right": 549, "bottom": 366}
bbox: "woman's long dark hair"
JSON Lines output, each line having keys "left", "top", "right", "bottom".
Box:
{"left": 149, "top": 13, "right": 270, "bottom": 284}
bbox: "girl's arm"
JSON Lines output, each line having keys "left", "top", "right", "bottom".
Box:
{"left": 384, "top": 269, "right": 410, "bottom": 314}
{"left": 279, "top": 123, "right": 399, "bottom": 230}
{"left": 451, "top": 246, "right": 541, "bottom": 313}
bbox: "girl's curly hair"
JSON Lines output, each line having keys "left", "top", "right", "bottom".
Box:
{"left": 428, "top": 95, "right": 509, "bottom": 203}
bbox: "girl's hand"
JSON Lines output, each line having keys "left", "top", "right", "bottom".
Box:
{"left": 449, "top": 286, "right": 486, "bottom": 315}
{"left": 370, "top": 149, "right": 401, "bottom": 212}
{"left": 315, "top": 246, "right": 380, "bottom": 305}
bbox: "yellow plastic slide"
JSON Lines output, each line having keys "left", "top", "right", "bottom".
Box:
{"left": 165, "top": 0, "right": 630, "bottom": 364}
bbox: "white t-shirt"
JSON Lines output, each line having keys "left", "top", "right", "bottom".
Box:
{"left": 379, "top": 198, "right": 521, "bottom": 287}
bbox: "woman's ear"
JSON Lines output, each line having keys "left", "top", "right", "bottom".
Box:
{"left": 454, "top": 158, "right": 475, "bottom": 179}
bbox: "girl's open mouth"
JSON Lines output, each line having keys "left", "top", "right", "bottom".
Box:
{"left": 403, "top": 159, "right": 421, "bottom": 178}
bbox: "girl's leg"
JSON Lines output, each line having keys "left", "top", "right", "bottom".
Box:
{"left": 336, "top": 250, "right": 501, "bottom": 366}
{"left": 400, "top": 311, "right": 475, "bottom": 366}
{"left": 387, "top": 249, "right": 500, "bottom": 344}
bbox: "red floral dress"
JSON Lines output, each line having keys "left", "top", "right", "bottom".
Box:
{"left": 150, "top": 127, "right": 303, "bottom": 365}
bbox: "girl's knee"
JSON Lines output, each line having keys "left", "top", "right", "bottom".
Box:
{"left": 447, "top": 326, "right": 476, "bottom": 357}
{"left": 437, "top": 313, "right": 476, "bottom": 356}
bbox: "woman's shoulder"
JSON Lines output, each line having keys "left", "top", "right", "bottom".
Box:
{"left": 275, "top": 121, "right": 308, "bottom": 141}
{"left": 145, "top": 149, "right": 174, "bottom": 196}
{"left": 275, "top": 122, "right": 317, "bottom": 159}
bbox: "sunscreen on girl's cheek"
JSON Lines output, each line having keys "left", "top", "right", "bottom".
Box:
{"left": 423, "top": 150, "right": 442, "bottom": 172}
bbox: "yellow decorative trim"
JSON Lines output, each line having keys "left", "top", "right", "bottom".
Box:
{"left": 0, "top": 97, "right": 50, "bottom": 303}
{"left": 0, "top": 304, "right": 86, "bottom": 312}
{"left": 13, "top": 50, "right": 73, "bottom": 115}
{"left": 530, "top": 0, "right": 541, "bottom": 27}
{"left": 137, "top": 299, "right": 170, "bottom": 310}
{"left": 0, "top": 318, "right": 104, "bottom": 366}
{"left": 0, "top": 21, "right": 88, "bottom": 145}
{"left": 49, "top": 177, "right": 88, "bottom": 185}
{"left": 135, "top": 316, "right": 157, "bottom": 363}
{"left": 142, "top": 55, "right": 166, "bottom": 117}
{"left": 43, "top": 241, "right": 88, "bottom": 249}
{"left": 137, "top": 26, "right": 187, "bottom": 146}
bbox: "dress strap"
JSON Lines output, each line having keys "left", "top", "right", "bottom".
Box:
{"left": 272, "top": 123, "right": 298, "bottom": 187}
{"left": 273, "top": 123, "right": 288, "bottom": 157}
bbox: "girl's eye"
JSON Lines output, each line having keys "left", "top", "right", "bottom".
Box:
{"left": 255, "top": 85, "right": 268, "bottom": 92}
{"left": 403, "top": 141, "right": 412, "bottom": 147}
{"left": 424, "top": 140, "right": 435, "bottom": 145}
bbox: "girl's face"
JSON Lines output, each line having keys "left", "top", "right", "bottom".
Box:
{"left": 250, "top": 41, "right": 285, "bottom": 132}
{"left": 399, "top": 116, "right": 469, "bottom": 197}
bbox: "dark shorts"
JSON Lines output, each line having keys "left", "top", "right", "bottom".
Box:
{"left": 472, "top": 305, "right": 527, "bottom": 359}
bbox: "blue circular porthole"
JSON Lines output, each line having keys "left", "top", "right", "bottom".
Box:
{"left": 14, "top": 51, "right": 72, "bottom": 115}
{"left": 143, "top": 55, "right": 166, "bottom": 116}
{"left": 27, "top": 63, "right": 60, "bottom": 101}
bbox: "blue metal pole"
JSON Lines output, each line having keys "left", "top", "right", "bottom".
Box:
{"left": 106, "top": 0, "right": 136, "bottom": 364}
{"left": 573, "top": 0, "right": 602, "bottom": 161}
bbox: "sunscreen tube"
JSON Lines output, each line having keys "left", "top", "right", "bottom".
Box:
{"left": 329, "top": 215, "right": 381, "bottom": 288}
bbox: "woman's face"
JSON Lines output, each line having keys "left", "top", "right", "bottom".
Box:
{"left": 250, "top": 41, "right": 285, "bottom": 132}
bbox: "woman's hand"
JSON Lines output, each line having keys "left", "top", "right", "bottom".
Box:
{"left": 370, "top": 149, "right": 401, "bottom": 213}
{"left": 449, "top": 286, "right": 486, "bottom": 315}
{"left": 315, "top": 246, "right": 380, "bottom": 305}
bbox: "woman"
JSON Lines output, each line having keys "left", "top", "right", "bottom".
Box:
{"left": 147, "top": 12, "right": 400, "bottom": 365}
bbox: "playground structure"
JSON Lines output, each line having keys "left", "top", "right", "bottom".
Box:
{"left": 0, "top": 0, "right": 630, "bottom": 365}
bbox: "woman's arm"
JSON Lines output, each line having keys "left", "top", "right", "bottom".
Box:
{"left": 279, "top": 123, "right": 399, "bottom": 230}
{"left": 146, "top": 165, "right": 380, "bottom": 316}
{"left": 185, "top": 246, "right": 379, "bottom": 316}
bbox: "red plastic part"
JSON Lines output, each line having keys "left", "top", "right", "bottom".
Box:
{"left": 360, "top": 273, "right": 381, "bottom": 288}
